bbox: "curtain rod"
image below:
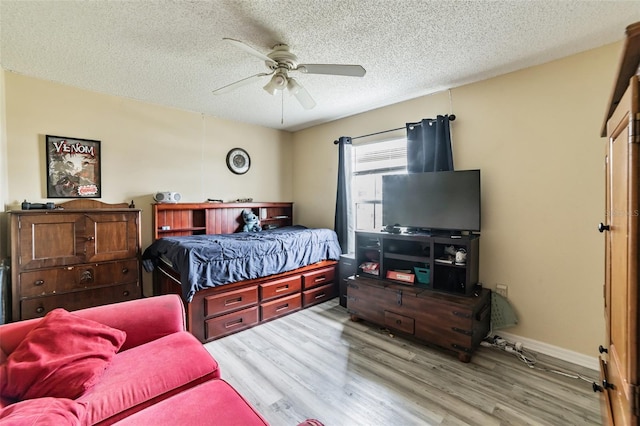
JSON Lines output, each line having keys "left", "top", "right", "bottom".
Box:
{"left": 333, "top": 114, "right": 455, "bottom": 144}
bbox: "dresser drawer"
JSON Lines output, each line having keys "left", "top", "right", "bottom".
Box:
{"left": 20, "top": 282, "right": 141, "bottom": 320}
{"left": 19, "top": 259, "right": 139, "bottom": 297}
{"left": 410, "top": 298, "right": 475, "bottom": 330}
{"left": 302, "top": 282, "right": 335, "bottom": 307}
{"left": 260, "top": 275, "right": 301, "bottom": 302}
{"left": 415, "top": 323, "right": 474, "bottom": 352}
{"left": 205, "top": 306, "right": 259, "bottom": 341}
{"left": 302, "top": 266, "right": 335, "bottom": 290}
{"left": 384, "top": 310, "right": 415, "bottom": 335}
{"left": 261, "top": 293, "right": 301, "bottom": 321}
{"left": 204, "top": 285, "right": 258, "bottom": 317}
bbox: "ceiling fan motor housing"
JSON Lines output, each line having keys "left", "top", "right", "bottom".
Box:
{"left": 266, "top": 44, "right": 299, "bottom": 70}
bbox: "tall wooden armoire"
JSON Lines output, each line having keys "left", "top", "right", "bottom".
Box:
{"left": 599, "top": 21, "right": 640, "bottom": 426}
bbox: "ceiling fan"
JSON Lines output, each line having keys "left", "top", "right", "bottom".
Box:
{"left": 212, "top": 38, "right": 366, "bottom": 110}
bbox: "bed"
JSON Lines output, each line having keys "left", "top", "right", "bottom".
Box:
{"left": 146, "top": 202, "right": 341, "bottom": 343}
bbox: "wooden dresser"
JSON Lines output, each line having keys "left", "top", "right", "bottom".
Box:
{"left": 348, "top": 276, "right": 490, "bottom": 362}
{"left": 598, "top": 21, "right": 640, "bottom": 425}
{"left": 9, "top": 199, "right": 142, "bottom": 321}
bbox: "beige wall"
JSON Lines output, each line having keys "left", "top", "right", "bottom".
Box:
{"left": 293, "top": 42, "right": 621, "bottom": 356}
{"left": 0, "top": 71, "right": 7, "bottom": 260}
{"left": 1, "top": 40, "right": 621, "bottom": 356}
{"left": 2, "top": 72, "right": 293, "bottom": 293}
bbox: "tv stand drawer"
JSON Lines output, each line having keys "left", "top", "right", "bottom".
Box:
{"left": 384, "top": 310, "right": 415, "bottom": 334}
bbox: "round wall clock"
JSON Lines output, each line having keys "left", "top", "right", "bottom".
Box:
{"left": 226, "top": 148, "right": 251, "bottom": 175}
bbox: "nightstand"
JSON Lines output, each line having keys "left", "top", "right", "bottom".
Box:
{"left": 338, "top": 253, "right": 356, "bottom": 307}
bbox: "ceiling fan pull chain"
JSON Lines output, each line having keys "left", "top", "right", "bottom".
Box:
{"left": 281, "top": 90, "right": 284, "bottom": 125}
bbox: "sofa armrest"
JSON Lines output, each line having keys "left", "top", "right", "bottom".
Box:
{"left": 0, "top": 295, "right": 187, "bottom": 354}
{"left": 73, "top": 295, "right": 186, "bottom": 351}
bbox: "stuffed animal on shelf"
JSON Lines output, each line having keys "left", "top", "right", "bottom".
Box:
{"left": 242, "top": 209, "right": 262, "bottom": 232}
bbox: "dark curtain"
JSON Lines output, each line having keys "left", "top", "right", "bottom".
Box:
{"left": 334, "top": 136, "right": 353, "bottom": 254}
{"left": 406, "top": 115, "right": 454, "bottom": 173}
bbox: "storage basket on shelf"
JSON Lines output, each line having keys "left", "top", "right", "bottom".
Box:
{"left": 414, "top": 266, "right": 430, "bottom": 285}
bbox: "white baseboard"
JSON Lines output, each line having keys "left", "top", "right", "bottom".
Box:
{"left": 495, "top": 331, "right": 599, "bottom": 371}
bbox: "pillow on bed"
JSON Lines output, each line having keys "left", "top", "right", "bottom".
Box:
{"left": 0, "top": 398, "right": 86, "bottom": 425}
{"left": 0, "top": 308, "right": 126, "bottom": 400}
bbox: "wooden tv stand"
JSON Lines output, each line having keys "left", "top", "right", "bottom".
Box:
{"left": 347, "top": 276, "right": 490, "bottom": 362}
{"left": 354, "top": 230, "right": 480, "bottom": 295}
{"left": 347, "top": 230, "right": 489, "bottom": 361}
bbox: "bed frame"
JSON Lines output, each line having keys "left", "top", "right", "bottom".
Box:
{"left": 151, "top": 202, "right": 338, "bottom": 343}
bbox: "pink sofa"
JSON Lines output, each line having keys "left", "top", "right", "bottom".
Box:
{"left": 0, "top": 295, "right": 269, "bottom": 425}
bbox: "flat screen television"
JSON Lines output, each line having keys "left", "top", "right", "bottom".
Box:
{"left": 382, "top": 170, "right": 481, "bottom": 233}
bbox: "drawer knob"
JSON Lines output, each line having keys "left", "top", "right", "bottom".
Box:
{"left": 598, "top": 223, "right": 610, "bottom": 233}
{"left": 275, "top": 303, "right": 289, "bottom": 312}
{"left": 592, "top": 382, "right": 603, "bottom": 393}
{"left": 86, "top": 236, "right": 95, "bottom": 241}
{"left": 225, "top": 318, "right": 244, "bottom": 328}
{"left": 122, "top": 267, "right": 129, "bottom": 274}
{"left": 35, "top": 306, "right": 45, "bottom": 314}
{"left": 225, "top": 296, "right": 242, "bottom": 306}
{"left": 123, "top": 290, "right": 130, "bottom": 297}
{"left": 80, "top": 270, "right": 93, "bottom": 283}
{"left": 34, "top": 279, "right": 44, "bottom": 286}
{"left": 598, "top": 345, "right": 608, "bottom": 354}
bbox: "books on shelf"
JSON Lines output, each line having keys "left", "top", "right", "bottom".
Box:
{"left": 386, "top": 270, "right": 415, "bottom": 283}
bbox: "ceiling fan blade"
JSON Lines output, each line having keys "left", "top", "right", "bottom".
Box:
{"left": 287, "top": 78, "right": 316, "bottom": 110}
{"left": 223, "top": 38, "right": 276, "bottom": 66}
{"left": 297, "top": 64, "right": 366, "bottom": 77}
{"left": 212, "top": 72, "right": 272, "bottom": 95}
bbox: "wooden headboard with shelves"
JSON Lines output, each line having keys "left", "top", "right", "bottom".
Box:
{"left": 152, "top": 202, "right": 293, "bottom": 240}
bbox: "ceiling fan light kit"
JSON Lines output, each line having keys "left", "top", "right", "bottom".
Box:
{"left": 263, "top": 71, "right": 288, "bottom": 95}
{"left": 287, "top": 78, "right": 301, "bottom": 95}
{"left": 213, "top": 38, "right": 366, "bottom": 111}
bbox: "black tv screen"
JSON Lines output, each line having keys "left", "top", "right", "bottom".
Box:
{"left": 382, "top": 170, "right": 481, "bottom": 232}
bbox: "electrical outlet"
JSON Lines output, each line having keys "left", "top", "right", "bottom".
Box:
{"left": 496, "top": 284, "right": 508, "bottom": 298}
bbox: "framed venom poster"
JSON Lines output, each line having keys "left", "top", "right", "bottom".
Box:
{"left": 46, "top": 135, "right": 101, "bottom": 198}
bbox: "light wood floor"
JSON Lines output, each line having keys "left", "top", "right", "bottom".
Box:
{"left": 205, "top": 299, "right": 601, "bottom": 426}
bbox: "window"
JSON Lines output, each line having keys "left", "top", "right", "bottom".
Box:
{"left": 352, "top": 138, "right": 407, "bottom": 232}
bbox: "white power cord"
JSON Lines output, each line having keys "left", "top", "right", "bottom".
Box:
{"left": 480, "top": 335, "right": 593, "bottom": 384}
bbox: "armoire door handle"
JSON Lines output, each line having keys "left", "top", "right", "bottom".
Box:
{"left": 598, "top": 223, "right": 610, "bottom": 233}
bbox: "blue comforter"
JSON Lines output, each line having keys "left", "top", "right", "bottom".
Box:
{"left": 142, "top": 226, "right": 342, "bottom": 302}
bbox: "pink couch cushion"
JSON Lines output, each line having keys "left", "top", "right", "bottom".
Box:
{"left": 0, "top": 309, "right": 126, "bottom": 400}
{"left": 111, "top": 379, "right": 268, "bottom": 426}
{"left": 0, "top": 397, "right": 86, "bottom": 425}
{"left": 0, "top": 295, "right": 186, "bottom": 356}
{"left": 70, "top": 294, "right": 187, "bottom": 351}
{"left": 78, "top": 331, "right": 220, "bottom": 425}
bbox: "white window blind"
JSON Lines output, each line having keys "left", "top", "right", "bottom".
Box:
{"left": 352, "top": 138, "right": 407, "bottom": 232}
{"left": 354, "top": 139, "right": 407, "bottom": 175}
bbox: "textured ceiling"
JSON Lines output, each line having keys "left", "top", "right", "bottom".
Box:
{"left": 1, "top": 1, "right": 639, "bottom": 132}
